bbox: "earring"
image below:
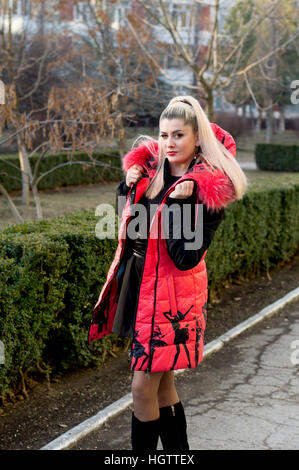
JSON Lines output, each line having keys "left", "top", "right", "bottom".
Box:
{"left": 194, "top": 146, "right": 201, "bottom": 160}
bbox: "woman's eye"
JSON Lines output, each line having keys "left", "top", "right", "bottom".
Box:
{"left": 160, "top": 134, "right": 184, "bottom": 138}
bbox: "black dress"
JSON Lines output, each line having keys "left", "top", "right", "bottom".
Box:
{"left": 112, "top": 158, "right": 225, "bottom": 338}
{"left": 112, "top": 171, "right": 181, "bottom": 338}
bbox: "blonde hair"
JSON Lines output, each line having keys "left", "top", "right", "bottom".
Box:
{"left": 138, "top": 95, "right": 247, "bottom": 201}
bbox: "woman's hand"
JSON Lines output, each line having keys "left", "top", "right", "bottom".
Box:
{"left": 169, "top": 181, "right": 194, "bottom": 199}
{"left": 126, "top": 164, "right": 144, "bottom": 187}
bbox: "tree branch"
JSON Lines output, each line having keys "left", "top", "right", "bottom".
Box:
{"left": 0, "top": 182, "right": 24, "bottom": 223}
{"left": 236, "top": 28, "right": 299, "bottom": 76}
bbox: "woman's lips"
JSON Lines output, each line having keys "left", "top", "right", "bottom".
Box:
{"left": 167, "top": 151, "right": 177, "bottom": 156}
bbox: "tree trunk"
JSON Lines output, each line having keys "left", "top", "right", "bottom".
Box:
{"left": 255, "top": 109, "right": 262, "bottom": 133}
{"left": 206, "top": 88, "right": 214, "bottom": 122}
{"left": 117, "top": 115, "right": 126, "bottom": 160}
{"left": 31, "top": 182, "right": 43, "bottom": 220}
{"left": 0, "top": 182, "right": 24, "bottom": 224}
{"left": 17, "top": 136, "right": 30, "bottom": 206}
{"left": 266, "top": 98, "right": 273, "bottom": 143}
{"left": 17, "top": 135, "right": 43, "bottom": 219}
{"left": 278, "top": 105, "right": 285, "bottom": 133}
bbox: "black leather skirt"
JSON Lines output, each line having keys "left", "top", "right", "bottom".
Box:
{"left": 111, "top": 237, "right": 147, "bottom": 338}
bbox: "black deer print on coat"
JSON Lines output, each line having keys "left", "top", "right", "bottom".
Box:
{"left": 132, "top": 325, "right": 167, "bottom": 372}
{"left": 146, "top": 324, "right": 168, "bottom": 372}
{"left": 162, "top": 305, "right": 194, "bottom": 370}
{"left": 191, "top": 316, "right": 203, "bottom": 366}
{"left": 151, "top": 324, "right": 167, "bottom": 350}
{"left": 191, "top": 301, "right": 206, "bottom": 366}
{"left": 131, "top": 330, "right": 149, "bottom": 371}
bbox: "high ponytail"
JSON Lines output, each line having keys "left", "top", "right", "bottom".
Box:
{"left": 168, "top": 96, "right": 247, "bottom": 200}
{"left": 141, "top": 95, "right": 247, "bottom": 201}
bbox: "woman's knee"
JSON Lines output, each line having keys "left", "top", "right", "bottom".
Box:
{"left": 131, "top": 371, "right": 162, "bottom": 404}
{"left": 132, "top": 381, "right": 151, "bottom": 403}
{"left": 157, "top": 371, "right": 179, "bottom": 406}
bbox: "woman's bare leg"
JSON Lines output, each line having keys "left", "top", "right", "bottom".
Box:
{"left": 131, "top": 370, "right": 164, "bottom": 421}
{"left": 132, "top": 370, "right": 180, "bottom": 420}
{"left": 157, "top": 371, "right": 179, "bottom": 408}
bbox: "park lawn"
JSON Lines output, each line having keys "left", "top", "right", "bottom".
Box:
{"left": 0, "top": 181, "right": 119, "bottom": 231}
{"left": 237, "top": 129, "right": 299, "bottom": 149}
{"left": 245, "top": 170, "right": 299, "bottom": 192}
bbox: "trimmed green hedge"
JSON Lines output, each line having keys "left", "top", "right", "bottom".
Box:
{"left": 0, "top": 150, "right": 123, "bottom": 192}
{"left": 206, "top": 185, "right": 299, "bottom": 289}
{"left": 255, "top": 143, "right": 299, "bottom": 171}
{"left": 0, "top": 212, "right": 122, "bottom": 400}
{"left": 0, "top": 184, "right": 299, "bottom": 400}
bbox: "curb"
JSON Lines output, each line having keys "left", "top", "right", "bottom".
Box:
{"left": 41, "top": 286, "right": 299, "bottom": 450}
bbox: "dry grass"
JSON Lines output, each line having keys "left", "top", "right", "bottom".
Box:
{"left": 0, "top": 182, "right": 119, "bottom": 231}
{"left": 237, "top": 129, "right": 299, "bottom": 151}
{"left": 245, "top": 170, "right": 299, "bottom": 193}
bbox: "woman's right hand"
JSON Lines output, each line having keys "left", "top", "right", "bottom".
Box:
{"left": 126, "top": 164, "right": 143, "bottom": 187}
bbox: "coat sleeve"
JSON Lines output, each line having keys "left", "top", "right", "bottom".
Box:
{"left": 162, "top": 193, "right": 225, "bottom": 271}
{"left": 115, "top": 180, "right": 131, "bottom": 218}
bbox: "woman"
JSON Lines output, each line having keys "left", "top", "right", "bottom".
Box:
{"left": 88, "top": 96, "right": 247, "bottom": 451}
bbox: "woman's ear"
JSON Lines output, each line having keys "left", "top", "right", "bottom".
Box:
{"left": 195, "top": 132, "right": 200, "bottom": 147}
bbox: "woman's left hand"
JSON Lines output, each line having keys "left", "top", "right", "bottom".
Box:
{"left": 169, "top": 181, "right": 194, "bottom": 199}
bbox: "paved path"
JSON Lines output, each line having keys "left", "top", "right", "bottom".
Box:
{"left": 72, "top": 298, "right": 299, "bottom": 450}
{"left": 239, "top": 161, "right": 257, "bottom": 170}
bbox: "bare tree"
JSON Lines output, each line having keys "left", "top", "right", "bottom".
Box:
{"left": 74, "top": 0, "right": 168, "bottom": 149}
{"left": 123, "top": 0, "right": 299, "bottom": 121}
{"left": 224, "top": 0, "right": 299, "bottom": 141}
{"left": 0, "top": 0, "right": 72, "bottom": 215}
{"left": 0, "top": 2, "right": 129, "bottom": 222}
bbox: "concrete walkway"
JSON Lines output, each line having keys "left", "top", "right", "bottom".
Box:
{"left": 71, "top": 297, "right": 299, "bottom": 450}
{"left": 239, "top": 161, "right": 257, "bottom": 170}
{"left": 185, "top": 300, "right": 299, "bottom": 450}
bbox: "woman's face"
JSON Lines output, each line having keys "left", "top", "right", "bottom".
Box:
{"left": 159, "top": 118, "right": 199, "bottom": 172}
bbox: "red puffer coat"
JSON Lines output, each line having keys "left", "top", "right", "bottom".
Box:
{"left": 88, "top": 124, "right": 237, "bottom": 373}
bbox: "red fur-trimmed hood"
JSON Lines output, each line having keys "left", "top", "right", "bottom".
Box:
{"left": 122, "top": 123, "right": 237, "bottom": 211}
{"left": 178, "top": 166, "right": 236, "bottom": 211}
{"left": 122, "top": 140, "right": 159, "bottom": 173}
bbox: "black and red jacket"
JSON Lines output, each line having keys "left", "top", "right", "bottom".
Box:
{"left": 88, "top": 124, "right": 237, "bottom": 373}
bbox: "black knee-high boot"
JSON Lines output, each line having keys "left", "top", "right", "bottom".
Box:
{"left": 131, "top": 412, "right": 160, "bottom": 451}
{"left": 159, "top": 401, "right": 189, "bottom": 451}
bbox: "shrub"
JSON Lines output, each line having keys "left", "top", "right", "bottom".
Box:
{"left": 255, "top": 143, "right": 299, "bottom": 172}
{"left": 0, "top": 150, "right": 123, "bottom": 193}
